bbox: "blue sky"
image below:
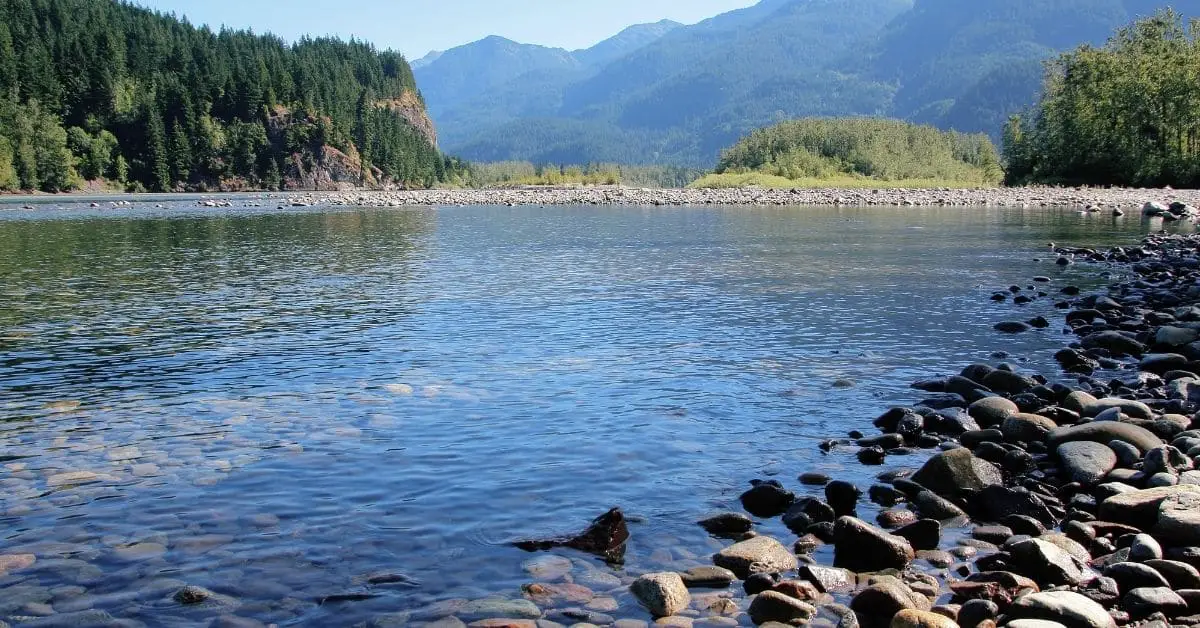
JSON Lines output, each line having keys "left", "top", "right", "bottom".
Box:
{"left": 133, "top": 0, "right": 758, "bottom": 60}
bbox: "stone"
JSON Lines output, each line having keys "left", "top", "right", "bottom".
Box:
{"left": 699, "top": 513, "right": 753, "bottom": 536}
{"left": 1099, "top": 485, "right": 1200, "bottom": 528}
{"left": 826, "top": 481, "right": 862, "bottom": 517}
{"left": 894, "top": 520, "right": 941, "bottom": 551}
{"left": 911, "top": 448, "right": 1003, "bottom": 501}
{"left": 1007, "top": 621, "right": 1066, "bottom": 628}
{"left": 1056, "top": 442, "right": 1117, "bottom": 485}
{"left": 741, "top": 482, "right": 796, "bottom": 517}
{"left": 812, "top": 604, "right": 859, "bottom": 628}
{"left": 1081, "top": 332, "right": 1146, "bottom": 357}
{"left": 515, "top": 508, "right": 629, "bottom": 562}
{"left": 522, "top": 583, "right": 595, "bottom": 605}
{"left": 680, "top": 567, "right": 736, "bottom": 589}
{"left": 630, "top": 573, "right": 690, "bottom": 617}
{"left": 459, "top": 599, "right": 543, "bottom": 621}
{"left": 1129, "top": 534, "right": 1163, "bottom": 562}
{"left": 1154, "top": 490, "right": 1200, "bottom": 545}
{"left": 912, "top": 490, "right": 968, "bottom": 520}
{"left": 175, "top": 586, "right": 213, "bottom": 605}
{"left": 850, "top": 579, "right": 931, "bottom": 628}
{"left": 522, "top": 556, "right": 574, "bottom": 581}
{"left": 713, "top": 536, "right": 798, "bottom": 579}
{"left": 801, "top": 473, "right": 832, "bottom": 486}
{"left": 889, "top": 609, "right": 957, "bottom": 628}
{"left": 1062, "top": 391, "right": 1099, "bottom": 414}
{"left": 957, "top": 600, "right": 997, "bottom": 628}
{"left": 833, "top": 516, "right": 914, "bottom": 573}
{"left": 799, "top": 565, "right": 855, "bottom": 593}
{"left": 970, "top": 486, "right": 1059, "bottom": 527}
{"left": 747, "top": 591, "right": 816, "bottom": 625}
{"left": 1121, "top": 587, "right": 1187, "bottom": 619}
{"left": 1143, "top": 559, "right": 1200, "bottom": 588}
{"left": 772, "top": 579, "right": 823, "bottom": 603}
{"left": 1104, "top": 562, "right": 1170, "bottom": 590}
{"left": 1002, "top": 414, "right": 1058, "bottom": 443}
{"left": 1006, "top": 591, "right": 1116, "bottom": 628}
{"left": 1158, "top": 327, "right": 1200, "bottom": 347}
{"left": 0, "top": 554, "right": 36, "bottom": 575}
{"left": 1007, "top": 539, "right": 1088, "bottom": 586}
{"left": 968, "top": 397, "right": 1019, "bottom": 427}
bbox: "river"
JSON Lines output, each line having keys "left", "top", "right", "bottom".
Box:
{"left": 0, "top": 200, "right": 1186, "bottom": 626}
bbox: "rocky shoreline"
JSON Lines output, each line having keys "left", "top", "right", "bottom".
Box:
{"left": 276, "top": 186, "right": 1200, "bottom": 209}
{"left": 400, "top": 213, "right": 1200, "bottom": 628}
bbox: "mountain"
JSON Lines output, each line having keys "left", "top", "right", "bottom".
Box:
{"left": 420, "top": 0, "right": 1200, "bottom": 167}
{"left": 573, "top": 20, "right": 682, "bottom": 68}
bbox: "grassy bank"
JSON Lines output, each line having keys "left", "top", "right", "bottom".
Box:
{"left": 688, "top": 172, "right": 998, "bottom": 189}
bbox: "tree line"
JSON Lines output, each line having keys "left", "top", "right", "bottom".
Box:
{"left": 1004, "top": 9, "right": 1200, "bottom": 188}
{"left": 0, "top": 0, "right": 459, "bottom": 193}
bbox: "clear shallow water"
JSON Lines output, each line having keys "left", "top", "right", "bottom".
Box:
{"left": 0, "top": 201, "right": 1188, "bottom": 626}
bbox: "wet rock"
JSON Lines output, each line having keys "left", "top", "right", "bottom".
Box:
{"left": 631, "top": 573, "right": 690, "bottom": 617}
{"left": 522, "top": 582, "right": 595, "bottom": 605}
{"left": 972, "top": 526, "right": 1013, "bottom": 545}
{"left": 1006, "top": 591, "right": 1115, "bottom": 628}
{"left": 746, "top": 572, "right": 783, "bottom": 595}
{"left": 910, "top": 448, "right": 1002, "bottom": 501}
{"left": 1081, "top": 332, "right": 1146, "bottom": 357}
{"left": 850, "top": 579, "right": 931, "bottom": 628}
{"left": 1048, "top": 422, "right": 1164, "bottom": 455}
{"left": 741, "top": 482, "right": 797, "bottom": 518}
{"left": 801, "top": 473, "right": 832, "bottom": 486}
{"left": 522, "top": 556, "right": 573, "bottom": 581}
{"left": 748, "top": 591, "right": 816, "bottom": 625}
{"left": 1156, "top": 490, "right": 1200, "bottom": 547}
{"left": 833, "top": 516, "right": 914, "bottom": 572}
{"left": 680, "top": 567, "right": 736, "bottom": 589}
{"left": 1057, "top": 442, "right": 1117, "bottom": 485}
{"left": 772, "top": 579, "right": 824, "bottom": 603}
{"left": 1121, "top": 587, "right": 1187, "bottom": 619}
{"left": 996, "top": 322, "right": 1033, "bottom": 334}
{"left": 175, "top": 585, "right": 215, "bottom": 605}
{"left": 968, "top": 398, "right": 1019, "bottom": 428}
{"left": 811, "top": 604, "right": 859, "bottom": 628}
{"left": 713, "top": 536, "right": 798, "bottom": 579}
{"left": 970, "top": 486, "right": 1059, "bottom": 527}
{"left": 1099, "top": 485, "right": 1200, "bottom": 528}
{"left": 515, "top": 508, "right": 629, "bottom": 562}
{"left": 957, "top": 600, "right": 997, "bottom": 628}
{"left": 799, "top": 565, "right": 855, "bottom": 593}
{"left": 699, "top": 513, "right": 753, "bottom": 536}
{"left": 826, "top": 481, "right": 862, "bottom": 517}
{"left": 912, "top": 490, "right": 967, "bottom": 520}
{"left": 889, "top": 609, "right": 957, "bottom": 628}
{"left": 1007, "top": 539, "right": 1088, "bottom": 586}
{"left": 1002, "top": 414, "right": 1058, "bottom": 443}
{"left": 894, "top": 520, "right": 941, "bottom": 551}
{"left": 982, "top": 370, "right": 1037, "bottom": 395}
{"left": 459, "top": 598, "right": 543, "bottom": 621}
{"left": 877, "top": 509, "right": 918, "bottom": 529}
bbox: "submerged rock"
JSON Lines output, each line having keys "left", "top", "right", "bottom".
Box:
{"left": 514, "top": 508, "right": 629, "bottom": 562}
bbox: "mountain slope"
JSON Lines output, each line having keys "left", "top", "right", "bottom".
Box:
{"left": 573, "top": 20, "right": 683, "bottom": 68}
{"left": 423, "top": 0, "right": 1200, "bottom": 167}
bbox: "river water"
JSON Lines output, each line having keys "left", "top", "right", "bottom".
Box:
{"left": 0, "top": 200, "right": 1186, "bottom": 626}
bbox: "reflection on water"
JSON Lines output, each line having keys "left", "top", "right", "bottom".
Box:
{"left": 0, "top": 202, "right": 1183, "bottom": 626}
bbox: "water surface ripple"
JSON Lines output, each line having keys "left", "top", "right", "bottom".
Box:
{"left": 0, "top": 202, "right": 1184, "bottom": 626}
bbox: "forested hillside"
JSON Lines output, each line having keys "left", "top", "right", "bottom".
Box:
{"left": 419, "top": 0, "right": 1200, "bottom": 167}
{"left": 1005, "top": 10, "right": 1200, "bottom": 188}
{"left": 0, "top": 0, "right": 456, "bottom": 193}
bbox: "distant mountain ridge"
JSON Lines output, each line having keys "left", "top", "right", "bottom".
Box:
{"left": 415, "top": 0, "right": 1200, "bottom": 167}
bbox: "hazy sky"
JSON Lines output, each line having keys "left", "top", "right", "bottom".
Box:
{"left": 133, "top": 0, "right": 759, "bottom": 60}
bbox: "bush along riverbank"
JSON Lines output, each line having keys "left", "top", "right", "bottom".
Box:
{"left": 407, "top": 221, "right": 1200, "bottom": 628}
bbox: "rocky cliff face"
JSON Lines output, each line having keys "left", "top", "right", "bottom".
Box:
{"left": 378, "top": 90, "right": 438, "bottom": 147}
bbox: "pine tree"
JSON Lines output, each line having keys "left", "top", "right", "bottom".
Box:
{"left": 0, "top": 23, "right": 16, "bottom": 100}
{"left": 146, "top": 111, "right": 171, "bottom": 192}
{"left": 0, "top": 137, "right": 18, "bottom": 191}
{"left": 169, "top": 120, "right": 192, "bottom": 183}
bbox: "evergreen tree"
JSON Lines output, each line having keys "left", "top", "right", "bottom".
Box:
{"left": 145, "top": 111, "right": 171, "bottom": 192}
{"left": 0, "top": 137, "right": 17, "bottom": 191}
{"left": 169, "top": 121, "right": 192, "bottom": 183}
{"left": 0, "top": 23, "right": 16, "bottom": 100}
